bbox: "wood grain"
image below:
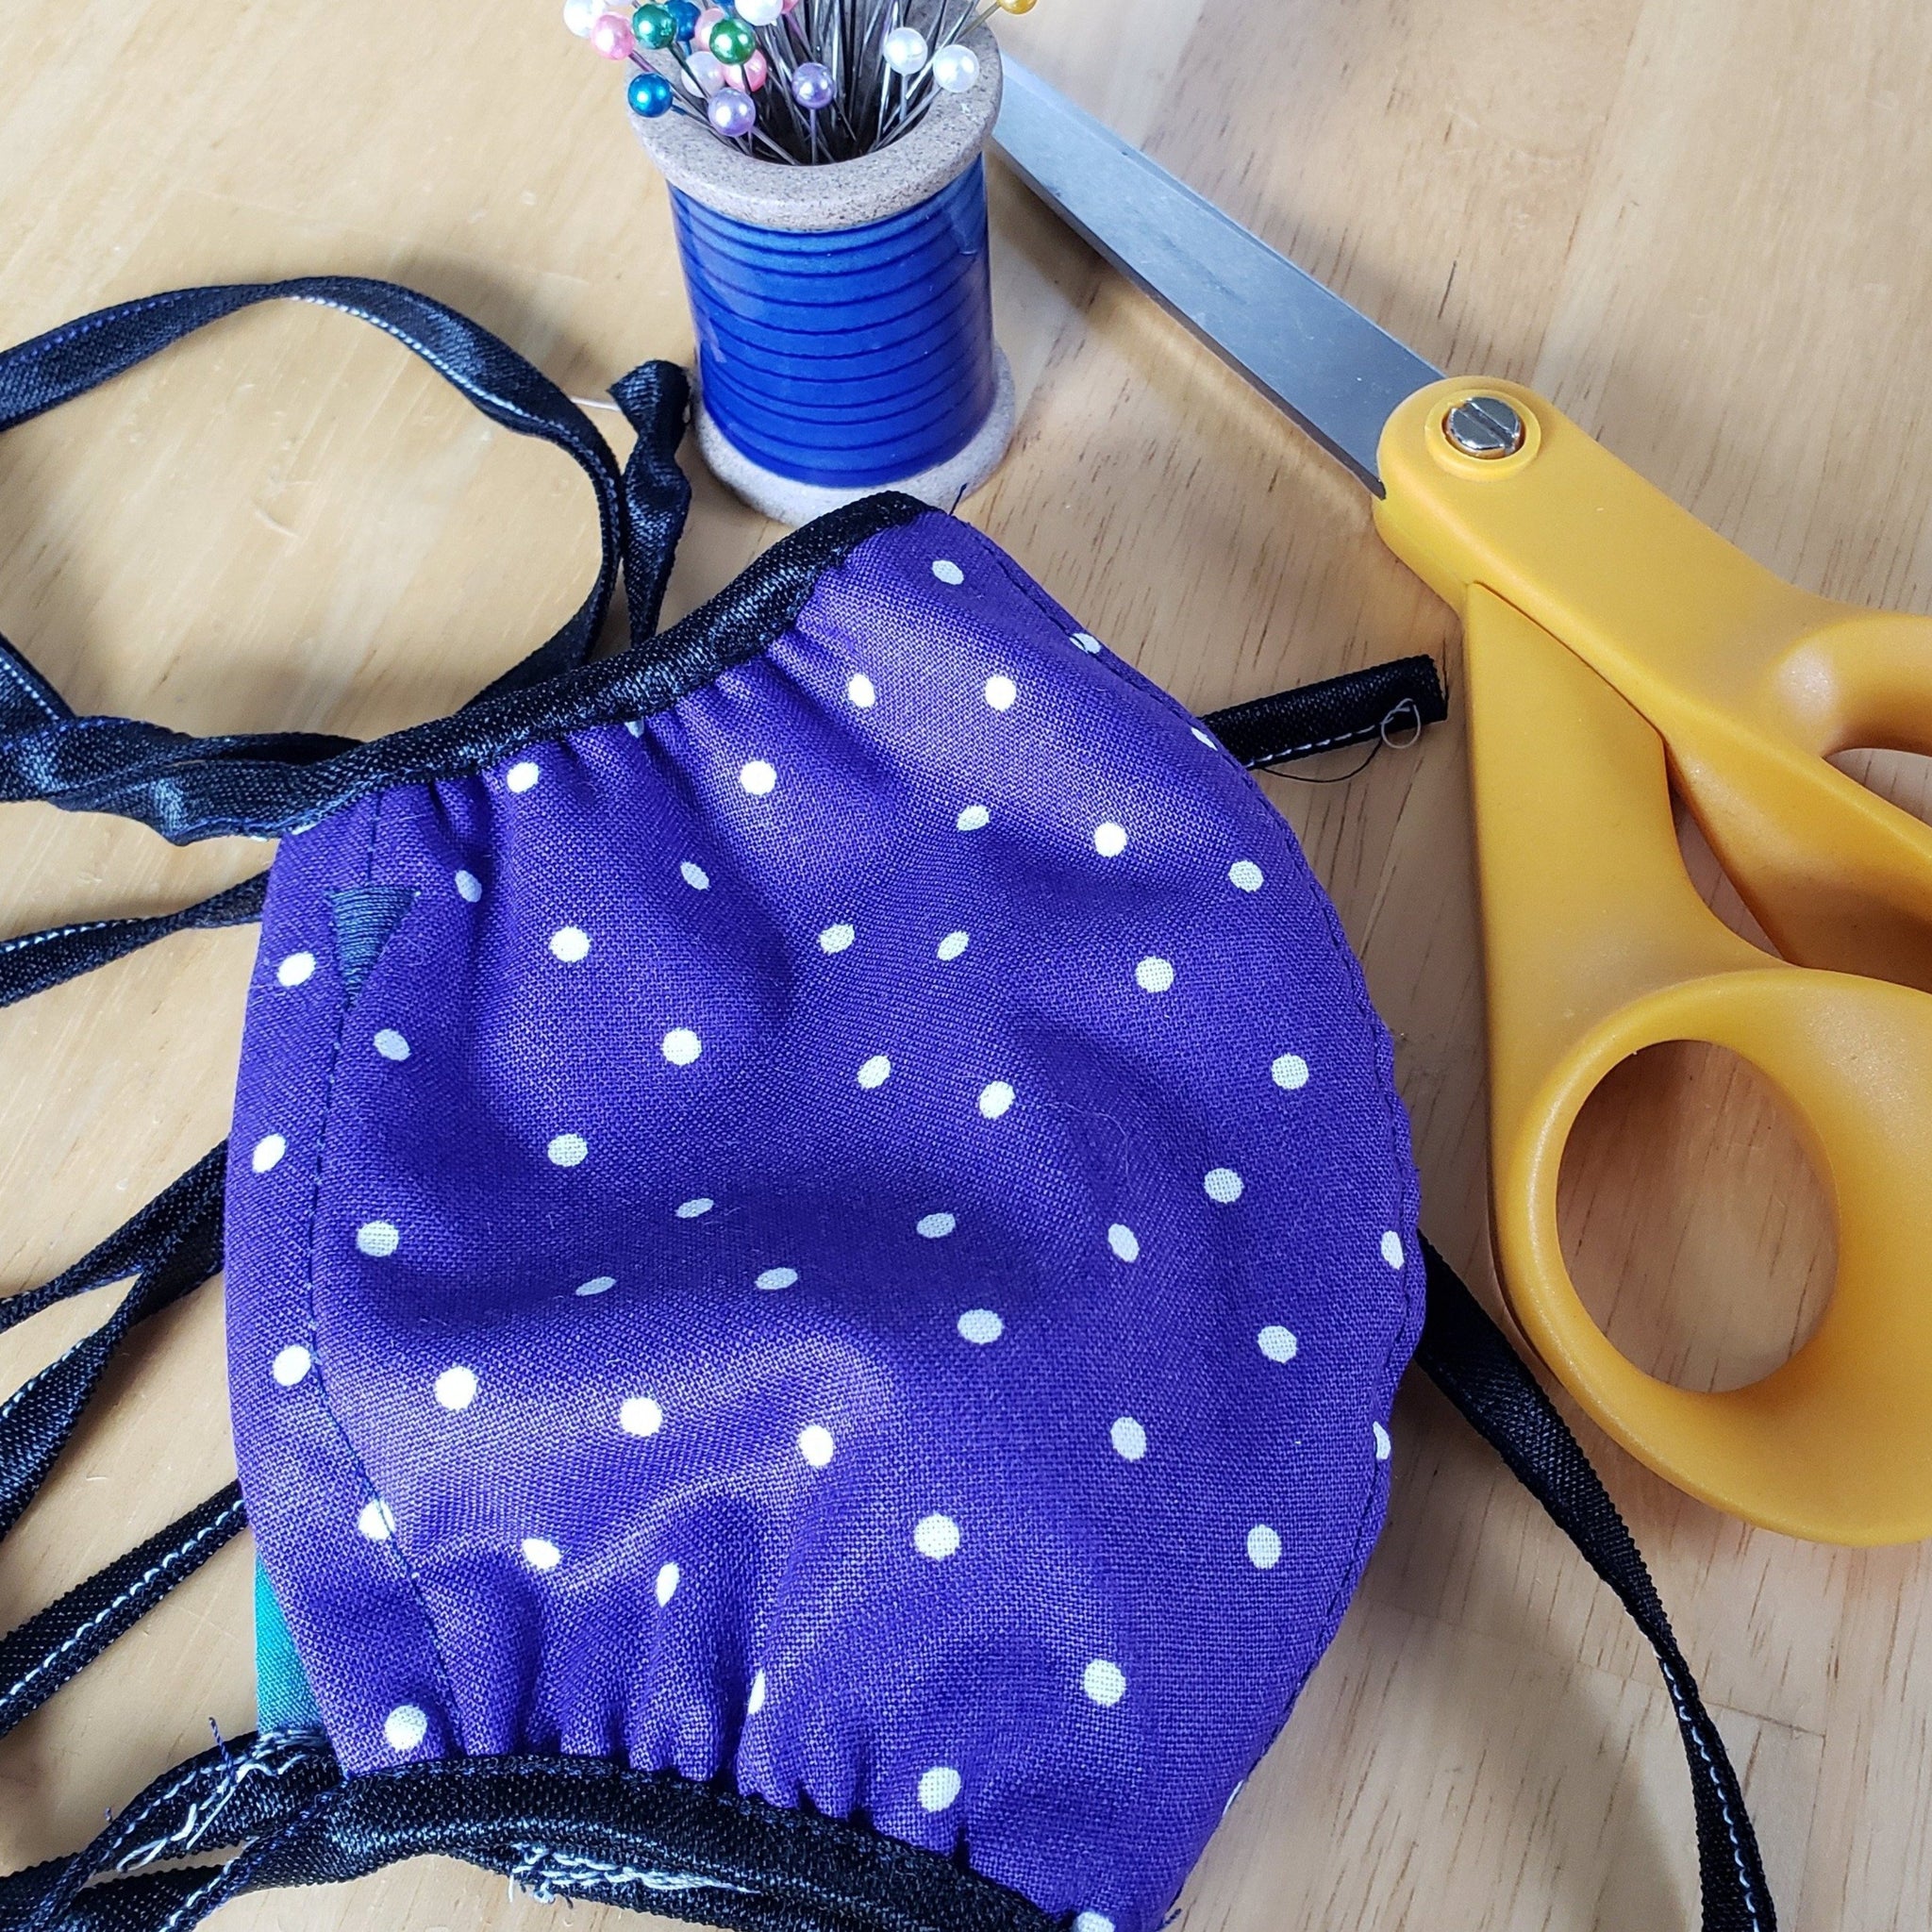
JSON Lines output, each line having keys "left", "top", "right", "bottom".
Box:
{"left": 2, "top": 0, "right": 1928, "bottom": 1924}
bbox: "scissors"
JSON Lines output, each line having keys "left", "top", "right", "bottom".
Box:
{"left": 993, "top": 60, "right": 1932, "bottom": 1546}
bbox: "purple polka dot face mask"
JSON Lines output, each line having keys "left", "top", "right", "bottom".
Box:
{"left": 225, "top": 502, "right": 1422, "bottom": 1932}
{"left": 0, "top": 283, "right": 1781, "bottom": 1932}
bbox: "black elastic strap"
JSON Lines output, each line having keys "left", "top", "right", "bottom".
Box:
{"left": 1204, "top": 654, "right": 1446, "bottom": 768}
{"left": 0, "top": 874, "right": 267, "bottom": 1009}
{"left": 0, "top": 1146, "right": 225, "bottom": 1540}
{"left": 1417, "top": 1240, "right": 1777, "bottom": 1932}
{"left": 0, "top": 279, "right": 691, "bottom": 841}
{"left": 0, "top": 1483, "right": 244, "bottom": 1740}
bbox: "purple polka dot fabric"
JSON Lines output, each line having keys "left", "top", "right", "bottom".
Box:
{"left": 225, "top": 509, "right": 1422, "bottom": 1932}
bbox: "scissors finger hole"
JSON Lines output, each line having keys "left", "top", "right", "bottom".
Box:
{"left": 1557, "top": 1041, "right": 1835, "bottom": 1393}
{"left": 1829, "top": 746, "right": 1932, "bottom": 831}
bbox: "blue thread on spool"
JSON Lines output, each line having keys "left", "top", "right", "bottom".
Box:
{"left": 670, "top": 158, "right": 998, "bottom": 490}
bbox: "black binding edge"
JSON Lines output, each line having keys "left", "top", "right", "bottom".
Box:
{"left": 3, "top": 1735, "right": 1058, "bottom": 1932}
{"left": 0, "top": 491, "right": 927, "bottom": 844}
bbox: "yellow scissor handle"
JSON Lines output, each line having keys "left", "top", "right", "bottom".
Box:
{"left": 1373, "top": 382, "right": 1932, "bottom": 1544}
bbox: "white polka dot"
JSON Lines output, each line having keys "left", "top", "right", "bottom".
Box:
{"left": 956, "top": 804, "right": 990, "bottom": 832}
{"left": 1191, "top": 726, "right": 1218, "bottom": 748}
{"left": 820, "top": 923, "right": 856, "bottom": 954}
{"left": 914, "top": 1512, "right": 960, "bottom": 1559}
{"left": 936, "top": 929, "right": 970, "bottom": 960}
{"left": 917, "top": 1211, "right": 957, "bottom": 1239}
{"left": 1083, "top": 1658, "right": 1125, "bottom": 1707}
{"left": 621, "top": 1395, "right": 664, "bottom": 1438}
{"left": 756, "top": 1266, "right": 798, "bottom": 1291}
{"left": 1107, "top": 1224, "right": 1140, "bottom": 1263}
{"left": 625, "top": 719, "right": 644, "bottom": 737}
{"left": 1272, "top": 1053, "right": 1309, "bottom": 1091}
{"left": 1093, "top": 822, "right": 1127, "bottom": 858}
{"left": 656, "top": 1560, "right": 680, "bottom": 1607}
{"left": 251, "top": 1134, "right": 287, "bottom": 1174}
{"left": 384, "top": 1704, "right": 429, "bottom": 1752}
{"left": 1382, "top": 1230, "right": 1407, "bottom": 1269}
{"left": 271, "top": 1344, "right": 311, "bottom": 1388}
{"left": 550, "top": 925, "right": 591, "bottom": 963}
{"left": 1075, "top": 1915, "right": 1115, "bottom": 1932}
{"left": 575, "top": 1275, "right": 615, "bottom": 1297}
{"left": 1110, "top": 1416, "right": 1147, "bottom": 1461}
{"left": 358, "top": 1498, "right": 395, "bottom": 1542}
{"left": 739, "top": 758, "right": 776, "bottom": 795}
{"left": 522, "top": 1537, "right": 562, "bottom": 1573}
{"left": 931, "top": 558, "right": 964, "bottom": 585}
{"left": 847, "top": 672, "right": 876, "bottom": 708}
{"left": 675, "top": 1196, "right": 714, "bottom": 1219}
{"left": 548, "top": 1133, "right": 588, "bottom": 1168}
{"left": 435, "top": 1364, "right": 478, "bottom": 1411}
{"left": 746, "top": 1668, "right": 767, "bottom": 1716}
{"left": 978, "top": 1081, "right": 1014, "bottom": 1120}
{"left": 373, "top": 1028, "right": 409, "bottom": 1061}
{"left": 1257, "top": 1324, "right": 1298, "bottom": 1363}
{"left": 680, "top": 860, "right": 710, "bottom": 891}
{"left": 1229, "top": 859, "right": 1265, "bottom": 892}
{"left": 797, "top": 1424, "right": 835, "bottom": 1468}
{"left": 857, "top": 1054, "right": 891, "bottom": 1089}
{"left": 275, "top": 952, "right": 315, "bottom": 989}
{"left": 1071, "top": 631, "right": 1102, "bottom": 655}
{"left": 919, "top": 1765, "right": 962, "bottom": 1812}
{"left": 1374, "top": 1422, "right": 1392, "bottom": 1461}
{"left": 984, "top": 675, "right": 1017, "bottom": 711}
{"left": 506, "top": 760, "right": 541, "bottom": 793}
{"left": 1204, "top": 1167, "right": 1244, "bottom": 1205}
{"left": 1247, "top": 1524, "right": 1282, "bottom": 1570}
{"left": 357, "top": 1220, "right": 400, "bottom": 1257}
{"left": 661, "top": 1027, "right": 703, "bottom": 1065}
{"left": 455, "top": 869, "right": 483, "bottom": 903}
{"left": 1134, "top": 957, "right": 1174, "bottom": 993}
{"left": 958, "top": 1307, "right": 1003, "bottom": 1344}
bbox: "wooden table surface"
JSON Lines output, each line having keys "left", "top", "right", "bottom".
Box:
{"left": 3, "top": 0, "right": 1930, "bottom": 1924}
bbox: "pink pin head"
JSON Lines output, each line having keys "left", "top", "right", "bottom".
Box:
{"left": 590, "top": 9, "right": 636, "bottom": 56}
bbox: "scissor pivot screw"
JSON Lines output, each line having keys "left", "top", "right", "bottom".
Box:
{"left": 1443, "top": 395, "right": 1526, "bottom": 458}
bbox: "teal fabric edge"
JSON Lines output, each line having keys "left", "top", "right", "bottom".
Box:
{"left": 255, "top": 1557, "right": 325, "bottom": 1732}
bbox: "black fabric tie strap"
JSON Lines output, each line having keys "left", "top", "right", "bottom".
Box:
{"left": 1203, "top": 654, "right": 1446, "bottom": 769}
{"left": 0, "top": 278, "right": 691, "bottom": 841}
{"left": 0, "top": 874, "right": 268, "bottom": 1010}
{"left": 0, "top": 1146, "right": 225, "bottom": 1541}
{"left": 0, "top": 1483, "right": 244, "bottom": 1741}
{"left": 1416, "top": 1241, "right": 1777, "bottom": 1932}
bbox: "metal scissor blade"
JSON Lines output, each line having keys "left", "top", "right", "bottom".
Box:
{"left": 991, "top": 59, "right": 1441, "bottom": 494}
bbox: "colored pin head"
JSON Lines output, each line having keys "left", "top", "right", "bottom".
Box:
{"left": 791, "top": 60, "right": 834, "bottom": 108}
{"left": 563, "top": 0, "right": 602, "bottom": 34}
{"left": 881, "top": 25, "right": 926, "bottom": 73}
{"left": 736, "top": 0, "right": 784, "bottom": 23}
{"left": 708, "top": 16, "right": 757, "bottom": 65}
{"left": 632, "top": 3, "right": 677, "bottom": 46}
{"left": 589, "top": 10, "right": 635, "bottom": 57}
{"left": 665, "top": 0, "right": 700, "bottom": 38}
{"left": 708, "top": 87, "right": 757, "bottom": 136}
{"left": 929, "top": 42, "right": 978, "bottom": 92}
{"left": 627, "top": 70, "right": 675, "bottom": 115}
{"left": 688, "top": 47, "right": 728, "bottom": 90}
